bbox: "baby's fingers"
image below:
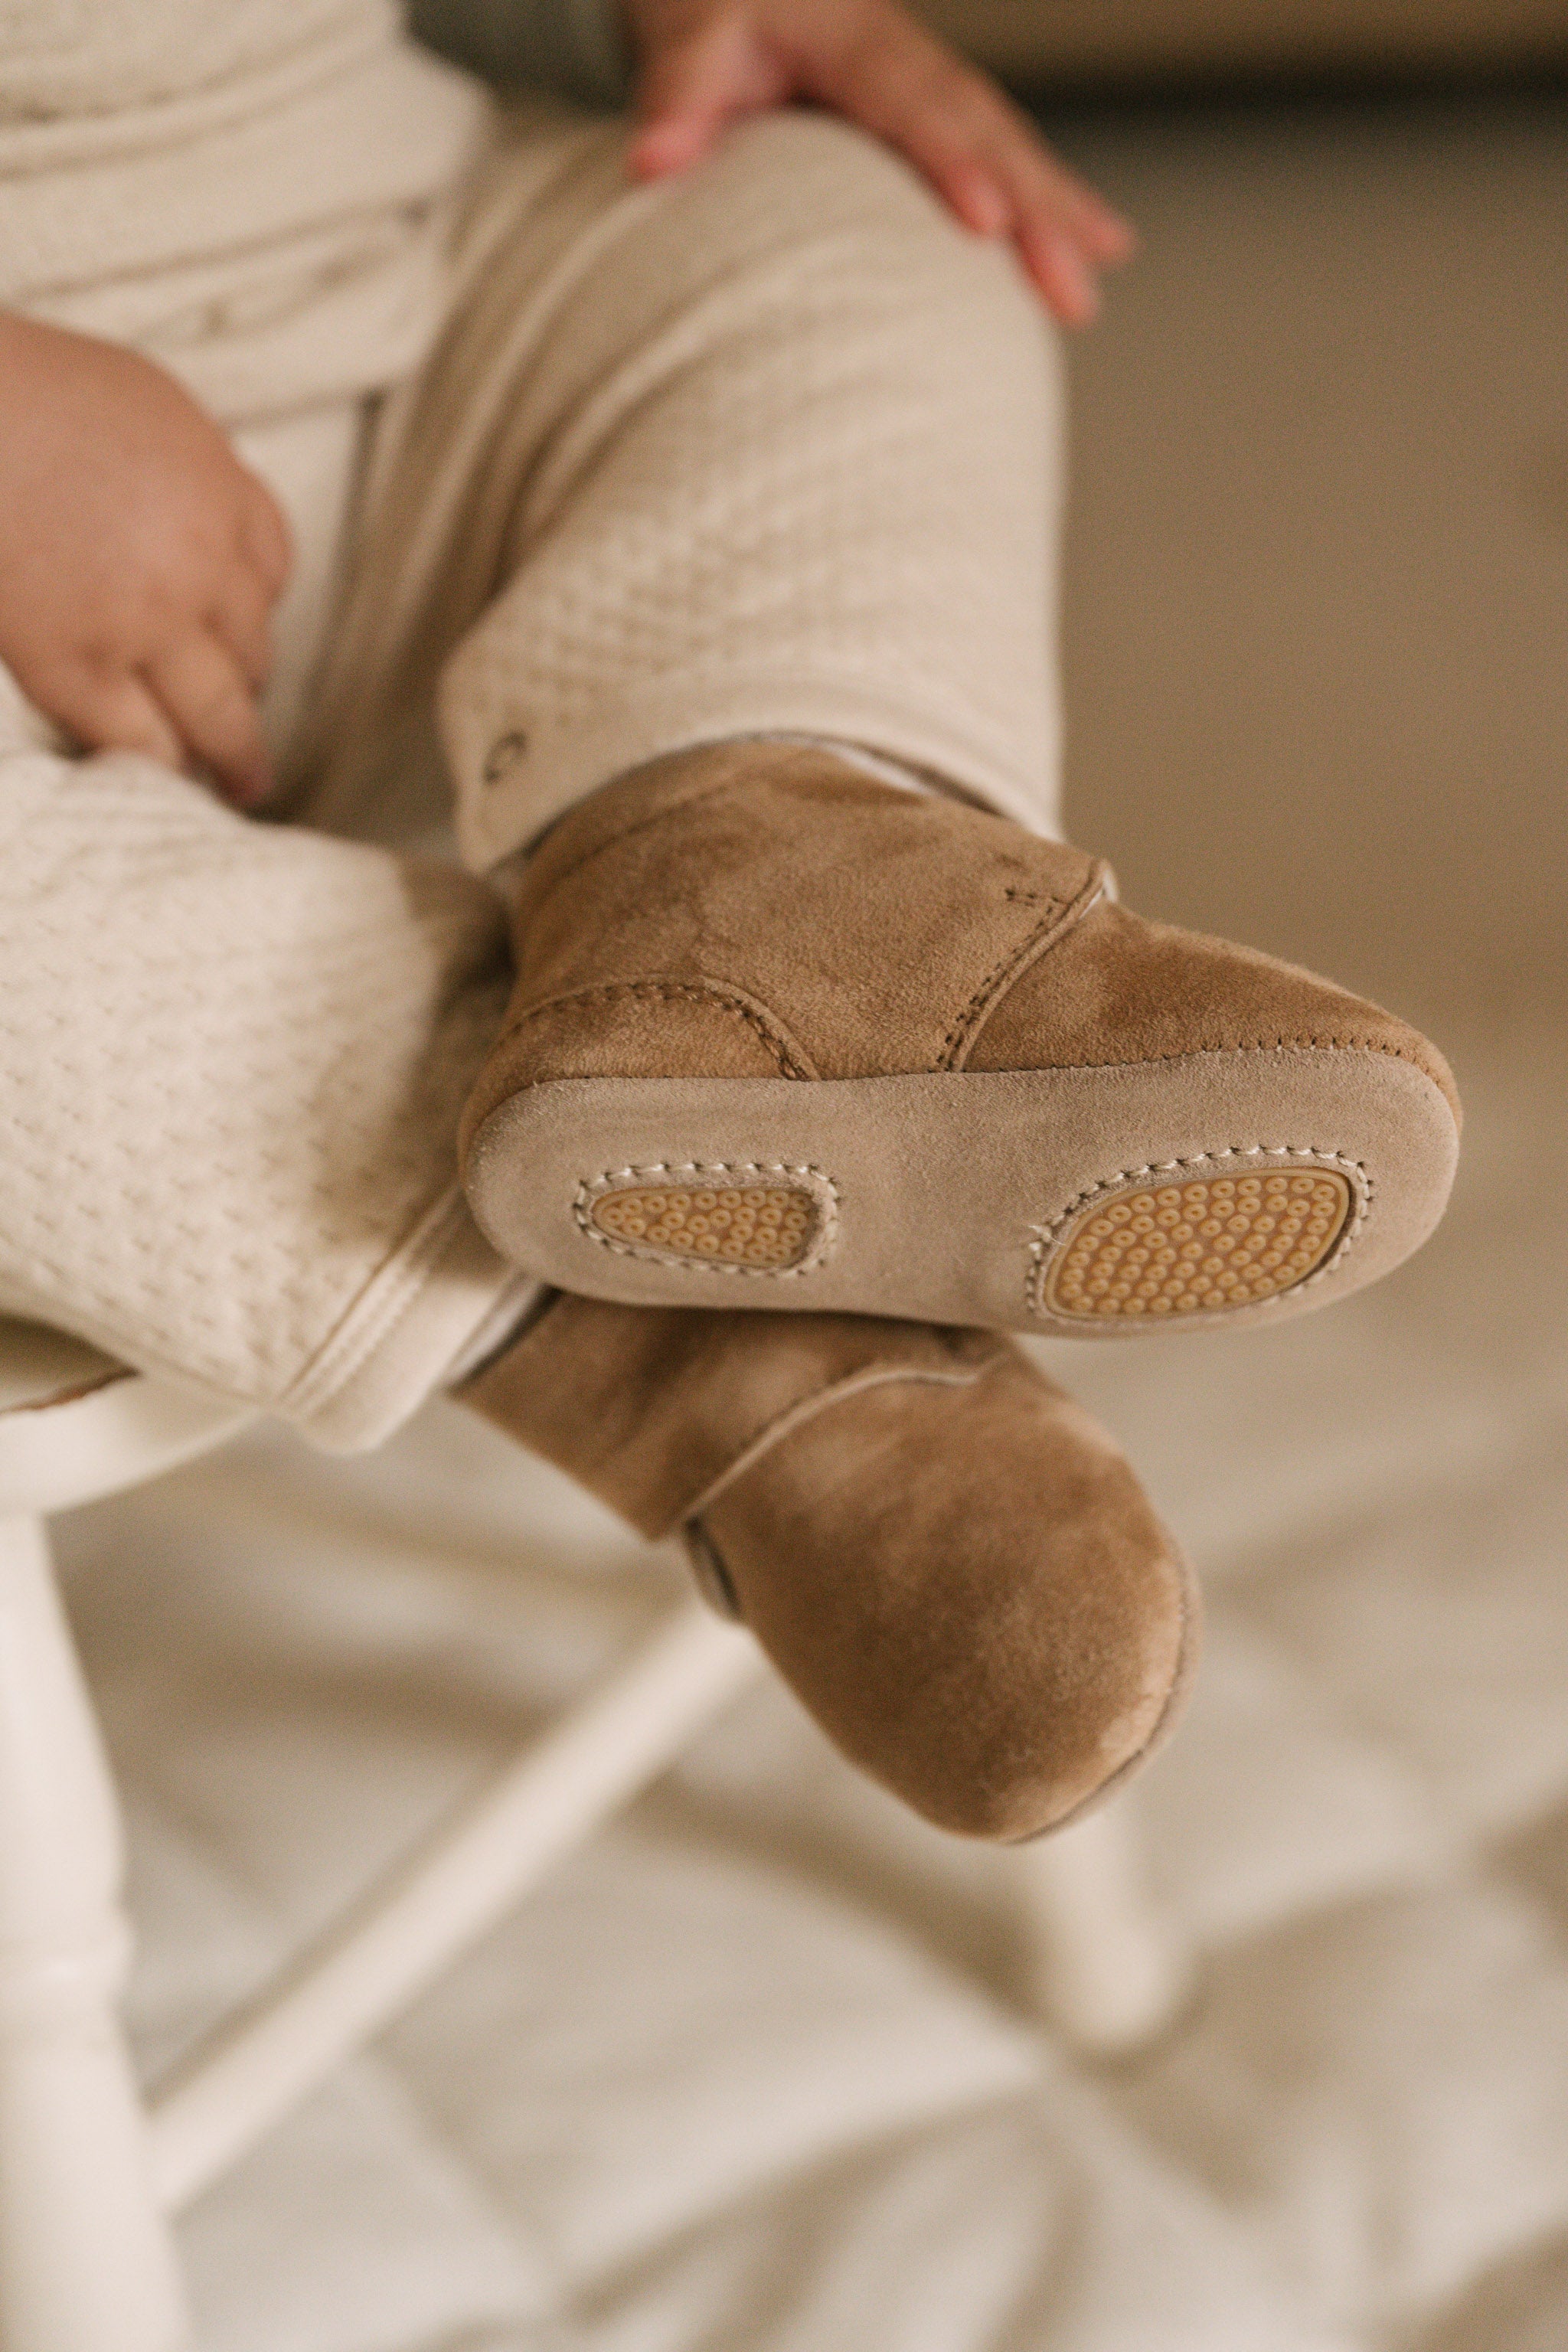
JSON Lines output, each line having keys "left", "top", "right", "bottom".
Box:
{"left": 837, "top": 33, "right": 1132, "bottom": 323}
{"left": 211, "top": 560, "right": 277, "bottom": 695}
{"left": 145, "top": 629, "right": 272, "bottom": 806}
{"left": 31, "top": 662, "right": 185, "bottom": 775}
{"left": 1001, "top": 142, "right": 1135, "bottom": 319}
{"left": 1012, "top": 226, "right": 1102, "bottom": 325}
{"left": 629, "top": 12, "right": 786, "bottom": 177}
{"left": 936, "top": 129, "right": 1134, "bottom": 322}
{"left": 236, "top": 466, "right": 293, "bottom": 603}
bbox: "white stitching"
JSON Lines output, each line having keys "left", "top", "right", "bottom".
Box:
{"left": 1025, "top": 1145, "right": 1371, "bottom": 1323}
{"left": 573, "top": 1160, "right": 840, "bottom": 1282}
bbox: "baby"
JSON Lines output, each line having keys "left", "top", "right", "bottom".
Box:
{"left": 0, "top": 0, "right": 1457, "bottom": 1838}
{"left": 0, "top": 0, "right": 1130, "bottom": 805}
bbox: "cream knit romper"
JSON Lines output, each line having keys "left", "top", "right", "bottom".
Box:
{"left": 0, "top": 0, "right": 1064, "bottom": 1445}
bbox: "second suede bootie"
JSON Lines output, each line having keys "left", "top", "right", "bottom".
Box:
{"left": 459, "top": 1292, "right": 1197, "bottom": 1841}
{"left": 461, "top": 743, "right": 1460, "bottom": 1338}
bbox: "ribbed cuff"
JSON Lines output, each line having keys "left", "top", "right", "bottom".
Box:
{"left": 281, "top": 1189, "right": 535, "bottom": 1452}
{"left": 449, "top": 667, "right": 1064, "bottom": 871}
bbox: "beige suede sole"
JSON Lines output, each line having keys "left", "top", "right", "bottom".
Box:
{"left": 464, "top": 1044, "right": 1459, "bottom": 1337}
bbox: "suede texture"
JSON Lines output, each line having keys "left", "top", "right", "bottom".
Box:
{"left": 701, "top": 1351, "right": 1194, "bottom": 1838}
{"left": 459, "top": 742, "right": 1458, "bottom": 1169}
{"left": 461, "top": 1293, "right": 1004, "bottom": 1538}
{"left": 459, "top": 1293, "right": 1195, "bottom": 1841}
{"left": 459, "top": 742, "right": 1104, "bottom": 1152}
{"left": 965, "top": 895, "right": 1462, "bottom": 1120}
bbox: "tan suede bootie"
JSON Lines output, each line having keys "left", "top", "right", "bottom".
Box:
{"left": 459, "top": 1293, "right": 1197, "bottom": 1841}
{"left": 460, "top": 743, "right": 1460, "bottom": 1338}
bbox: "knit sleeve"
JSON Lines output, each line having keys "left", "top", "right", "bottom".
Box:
{"left": 408, "top": 0, "right": 635, "bottom": 108}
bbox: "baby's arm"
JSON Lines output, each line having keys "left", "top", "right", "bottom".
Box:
{"left": 0, "top": 312, "right": 290, "bottom": 804}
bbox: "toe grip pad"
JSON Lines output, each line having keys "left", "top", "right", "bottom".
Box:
{"left": 1035, "top": 1158, "right": 1360, "bottom": 1322}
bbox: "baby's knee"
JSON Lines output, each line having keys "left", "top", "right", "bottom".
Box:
{"left": 674, "top": 108, "right": 1050, "bottom": 347}
{"left": 717, "top": 105, "right": 944, "bottom": 228}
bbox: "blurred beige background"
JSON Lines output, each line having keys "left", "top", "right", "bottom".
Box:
{"left": 926, "top": 5, "right": 1568, "bottom": 1040}
{"left": 54, "top": 34, "right": 1568, "bottom": 2352}
{"left": 920, "top": 0, "right": 1568, "bottom": 1044}
{"left": 920, "top": 0, "right": 1568, "bottom": 87}
{"left": 1051, "top": 86, "right": 1568, "bottom": 1043}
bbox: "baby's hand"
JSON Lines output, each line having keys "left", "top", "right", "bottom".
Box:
{"left": 0, "top": 313, "right": 290, "bottom": 805}
{"left": 622, "top": 0, "right": 1134, "bottom": 325}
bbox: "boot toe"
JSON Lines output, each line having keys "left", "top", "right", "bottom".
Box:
{"left": 967, "top": 896, "right": 1460, "bottom": 1127}
{"left": 963, "top": 899, "right": 1460, "bottom": 1336}
{"left": 697, "top": 1352, "right": 1197, "bottom": 1841}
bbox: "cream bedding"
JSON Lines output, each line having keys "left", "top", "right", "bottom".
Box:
{"left": 53, "top": 1027, "right": 1568, "bottom": 2352}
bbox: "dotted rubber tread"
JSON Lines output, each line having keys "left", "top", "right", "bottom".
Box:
{"left": 1044, "top": 1167, "right": 1354, "bottom": 1321}
{"left": 589, "top": 1181, "right": 816, "bottom": 1268}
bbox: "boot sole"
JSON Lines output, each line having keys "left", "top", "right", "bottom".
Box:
{"left": 463, "top": 1045, "right": 1459, "bottom": 1337}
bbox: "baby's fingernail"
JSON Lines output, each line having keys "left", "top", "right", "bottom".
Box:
{"left": 962, "top": 179, "right": 1011, "bottom": 237}
{"left": 1031, "top": 235, "right": 1099, "bottom": 325}
{"left": 629, "top": 116, "right": 706, "bottom": 177}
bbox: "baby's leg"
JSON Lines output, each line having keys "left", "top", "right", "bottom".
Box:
{"left": 6, "top": 118, "right": 1030, "bottom": 1451}
{"left": 0, "top": 671, "right": 531, "bottom": 1448}
{"left": 296, "top": 106, "right": 1453, "bottom": 1338}
{"left": 300, "top": 104, "right": 1065, "bottom": 861}
{"left": 0, "top": 121, "right": 1209, "bottom": 1835}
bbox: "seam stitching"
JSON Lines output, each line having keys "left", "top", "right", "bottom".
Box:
{"left": 936, "top": 864, "right": 1105, "bottom": 1071}
{"left": 680, "top": 1357, "right": 998, "bottom": 1530}
{"left": 495, "top": 980, "right": 815, "bottom": 1080}
{"left": 1024, "top": 1034, "right": 1451, "bottom": 1093}
{"left": 573, "top": 1159, "right": 840, "bottom": 1282}
{"left": 1024, "top": 1145, "right": 1372, "bottom": 1323}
